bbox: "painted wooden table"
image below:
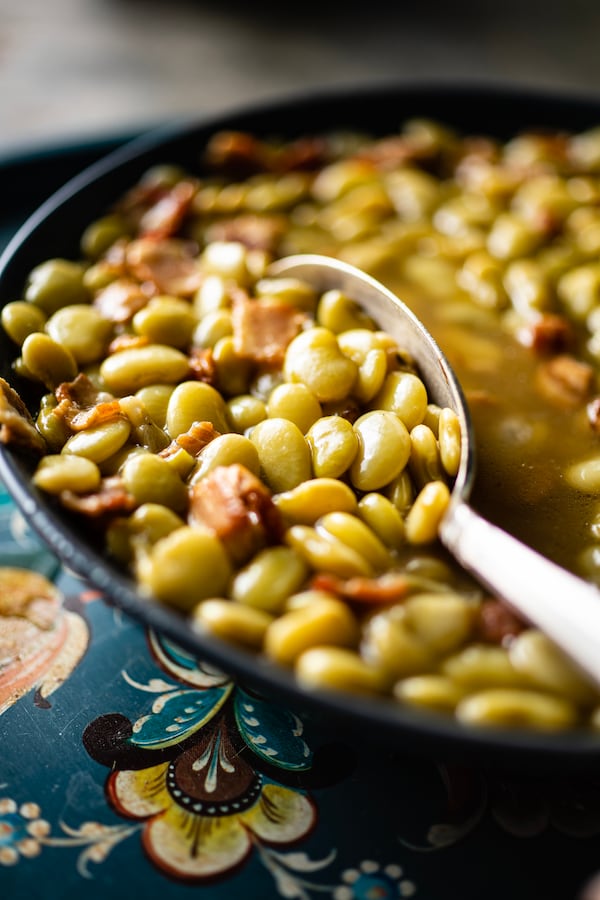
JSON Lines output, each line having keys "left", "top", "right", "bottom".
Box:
{"left": 2, "top": 139, "right": 600, "bottom": 900}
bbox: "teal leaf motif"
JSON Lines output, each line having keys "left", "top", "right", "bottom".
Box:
{"left": 129, "top": 684, "right": 232, "bottom": 749}
{"left": 234, "top": 689, "right": 312, "bottom": 771}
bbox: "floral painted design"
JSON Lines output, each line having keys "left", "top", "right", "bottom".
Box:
{"left": 0, "top": 567, "right": 89, "bottom": 714}
{"left": 0, "top": 798, "right": 50, "bottom": 866}
{"left": 332, "top": 860, "right": 416, "bottom": 899}
{"left": 83, "top": 632, "right": 321, "bottom": 882}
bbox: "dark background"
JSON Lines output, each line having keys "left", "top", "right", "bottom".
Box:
{"left": 3, "top": 0, "right": 600, "bottom": 156}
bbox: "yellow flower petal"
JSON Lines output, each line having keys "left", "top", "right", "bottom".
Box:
{"left": 145, "top": 805, "right": 251, "bottom": 879}
{"left": 242, "top": 783, "right": 316, "bottom": 843}
{"left": 109, "top": 763, "right": 171, "bottom": 817}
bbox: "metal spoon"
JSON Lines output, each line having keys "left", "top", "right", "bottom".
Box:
{"left": 269, "top": 253, "right": 600, "bottom": 688}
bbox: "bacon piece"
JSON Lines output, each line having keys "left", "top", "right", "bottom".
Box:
{"left": 535, "top": 353, "right": 595, "bottom": 408}
{"left": 205, "top": 213, "right": 286, "bottom": 253}
{"left": 60, "top": 476, "right": 135, "bottom": 518}
{"left": 188, "top": 347, "right": 219, "bottom": 386}
{"left": 188, "top": 463, "right": 283, "bottom": 563}
{"left": 160, "top": 421, "right": 221, "bottom": 460}
{"left": 54, "top": 374, "right": 115, "bottom": 431}
{"left": 232, "top": 296, "right": 306, "bottom": 365}
{"left": 475, "top": 598, "right": 526, "bottom": 645}
{"left": 93, "top": 278, "right": 150, "bottom": 323}
{"left": 204, "top": 130, "right": 328, "bottom": 175}
{"left": 516, "top": 312, "right": 574, "bottom": 355}
{"left": 587, "top": 397, "right": 600, "bottom": 433}
{"left": 310, "top": 572, "right": 411, "bottom": 604}
{"left": 0, "top": 377, "right": 46, "bottom": 455}
{"left": 107, "top": 334, "right": 150, "bottom": 354}
{"left": 125, "top": 237, "right": 203, "bottom": 296}
{"left": 139, "top": 180, "right": 197, "bottom": 238}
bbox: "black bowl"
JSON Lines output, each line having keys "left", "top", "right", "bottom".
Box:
{"left": 3, "top": 81, "right": 600, "bottom": 767}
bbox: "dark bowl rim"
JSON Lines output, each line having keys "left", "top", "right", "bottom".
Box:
{"left": 3, "top": 78, "right": 600, "bottom": 765}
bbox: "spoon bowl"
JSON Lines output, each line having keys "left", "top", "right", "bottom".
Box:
{"left": 270, "top": 254, "right": 600, "bottom": 690}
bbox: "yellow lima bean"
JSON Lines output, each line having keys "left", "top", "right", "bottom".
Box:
{"left": 354, "top": 348, "right": 388, "bottom": 402}
{"left": 409, "top": 423, "right": 445, "bottom": 489}
{"left": 226, "top": 394, "right": 267, "bottom": 432}
{"left": 33, "top": 454, "right": 101, "bottom": 494}
{"left": 357, "top": 493, "right": 405, "bottom": 549}
{"left": 402, "top": 592, "right": 474, "bottom": 654}
{"left": 263, "top": 597, "right": 360, "bottom": 666}
{"left": 274, "top": 478, "right": 357, "bottom": 525}
{"left": 266, "top": 383, "right": 322, "bottom": 433}
{"left": 166, "top": 381, "right": 230, "bottom": 438}
{"left": 306, "top": 415, "right": 358, "bottom": 478}
{"left": 193, "top": 599, "right": 273, "bottom": 649}
{"left": 350, "top": 410, "right": 411, "bottom": 492}
{"left": 21, "top": 332, "right": 78, "bottom": 390}
{"left": 132, "top": 296, "right": 197, "bottom": 348}
{"left": 361, "top": 606, "right": 433, "bottom": 679}
{"left": 137, "top": 526, "right": 232, "bottom": 611}
{"left": 438, "top": 408, "right": 462, "bottom": 477}
{"left": 100, "top": 344, "right": 190, "bottom": 395}
{"left": 394, "top": 675, "right": 467, "bottom": 712}
{"left": 249, "top": 418, "right": 312, "bottom": 492}
{"left": 122, "top": 453, "right": 188, "bottom": 512}
{"left": 441, "top": 645, "right": 528, "bottom": 689}
{"left": 296, "top": 647, "right": 387, "bottom": 694}
{"left": 190, "top": 433, "right": 260, "bottom": 482}
{"left": 285, "top": 524, "right": 373, "bottom": 578}
{"left": 316, "top": 511, "right": 392, "bottom": 572}
{"left": 62, "top": 418, "right": 131, "bottom": 463}
{"left": 372, "top": 371, "right": 428, "bottom": 430}
{"left": 404, "top": 480, "right": 450, "bottom": 544}
{"left": 229, "top": 546, "right": 308, "bottom": 613}
{"left": 509, "top": 629, "right": 598, "bottom": 706}
{"left": 316, "top": 289, "right": 376, "bottom": 333}
{"left": 212, "top": 336, "right": 253, "bottom": 397}
{"left": 283, "top": 327, "right": 358, "bottom": 402}
{"left": 455, "top": 689, "right": 577, "bottom": 731}
{"left": 193, "top": 309, "right": 233, "bottom": 348}
{"left": 1, "top": 301, "right": 47, "bottom": 346}
{"left": 45, "top": 304, "right": 113, "bottom": 365}
{"left": 134, "top": 385, "right": 175, "bottom": 429}
{"left": 25, "top": 258, "right": 89, "bottom": 314}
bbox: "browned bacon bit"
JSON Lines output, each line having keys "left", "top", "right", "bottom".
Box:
{"left": 125, "top": 237, "right": 203, "bottom": 296}
{"left": 188, "top": 463, "right": 284, "bottom": 563}
{"left": 54, "top": 374, "right": 114, "bottom": 429}
{"left": 205, "top": 213, "right": 286, "bottom": 253}
{"left": 356, "top": 135, "right": 440, "bottom": 172}
{"left": 188, "top": 347, "right": 219, "bottom": 386}
{"left": 232, "top": 295, "right": 306, "bottom": 365}
{"left": 310, "top": 572, "right": 411, "bottom": 604}
{"left": 161, "top": 421, "right": 221, "bottom": 459}
{"left": 587, "top": 396, "right": 600, "bottom": 433}
{"left": 475, "top": 598, "right": 526, "bottom": 645}
{"left": 139, "top": 180, "right": 197, "bottom": 239}
{"left": 108, "top": 334, "right": 150, "bottom": 354}
{"left": 0, "top": 377, "right": 47, "bottom": 455}
{"left": 93, "top": 278, "right": 150, "bottom": 324}
{"left": 60, "top": 476, "right": 135, "bottom": 518}
{"left": 516, "top": 312, "right": 574, "bottom": 355}
{"left": 68, "top": 400, "right": 124, "bottom": 432}
{"left": 204, "top": 131, "right": 329, "bottom": 176}
{"left": 535, "top": 353, "right": 595, "bottom": 409}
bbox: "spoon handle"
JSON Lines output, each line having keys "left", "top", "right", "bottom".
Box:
{"left": 441, "top": 501, "right": 600, "bottom": 687}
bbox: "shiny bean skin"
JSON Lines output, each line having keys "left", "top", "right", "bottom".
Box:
{"left": 100, "top": 345, "right": 190, "bottom": 395}
{"left": 350, "top": 410, "right": 411, "bottom": 491}
{"left": 190, "top": 433, "right": 260, "bottom": 482}
{"left": 306, "top": 415, "right": 358, "bottom": 478}
{"left": 274, "top": 478, "right": 358, "bottom": 525}
{"left": 315, "top": 511, "right": 392, "bottom": 572}
{"left": 283, "top": 327, "right": 358, "bottom": 402}
{"left": 263, "top": 596, "right": 360, "bottom": 666}
{"left": 249, "top": 418, "right": 312, "bottom": 492}
{"left": 122, "top": 453, "right": 188, "bottom": 512}
{"left": 266, "top": 383, "right": 322, "bottom": 433}
{"left": 137, "top": 526, "right": 232, "bottom": 611}
{"left": 33, "top": 454, "right": 101, "bottom": 494}
{"left": 296, "top": 646, "right": 388, "bottom": 694}
{"left": 166, "top": 381, "right": 230, "bottom": 438}
{"left": 21, "top": 332, "right": 78, "bottom": 390}
{"left": 357, "top": 492, "right": 405, "bottom": 549}
{"left": 62, "top": 418, "right": 131, "bottom": 463}
{"left": 230, "top": 546, "right": 308, "bottom": 613}
{"left": 1, "top": 301, "right": 47, "bottom": 346}
{"left": 45, "top": 304, "right": 113, "bottom": 364}
{"left": 455, "top": 689, "right": 578, "bottom": 731}
{"left": 373, "top": 371, "right": 428, "bottom": 430}
{"left": 193, "top": 599, "right": 273, "bottom": 649}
